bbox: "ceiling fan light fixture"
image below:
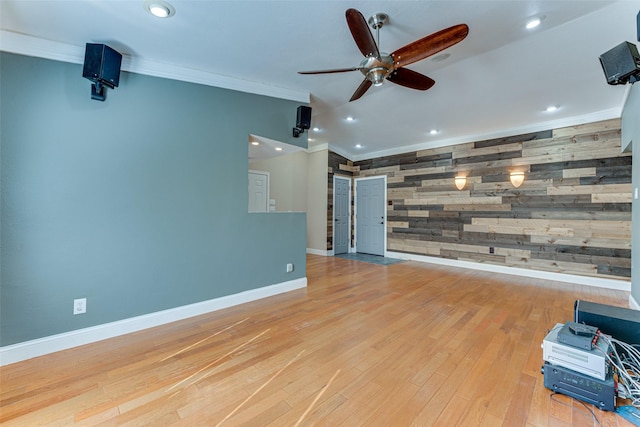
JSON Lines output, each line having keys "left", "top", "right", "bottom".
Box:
{"left": 367, "top": 67, "right": 387, "bottom": 86}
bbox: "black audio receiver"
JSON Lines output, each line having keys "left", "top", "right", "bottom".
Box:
{"left": 542, "top": 362, "right": 616, "bottom": 411}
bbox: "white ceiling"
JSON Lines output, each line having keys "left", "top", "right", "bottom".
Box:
{"left": 1, "top": 1, "right": 638, "bottom": 160}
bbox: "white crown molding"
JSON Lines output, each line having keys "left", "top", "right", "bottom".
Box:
{"left": 307, "top": 143, "right": 329, "bottom": 154}
{"left": 386, "top": 251, "right": 631, "bottom": 292}
{"left": 0, "top": 277, "right": 307, "bottom": 366}
{"left": 348, "top": 107, "right": 622, "bottom": 162}
{"left": 0, "top": 30, "right": 310, "bottom": 104}
{"left": 327, "top": 143, "right": 355, "bottom": 161}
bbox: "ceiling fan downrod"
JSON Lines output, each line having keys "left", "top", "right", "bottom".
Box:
{"left": 368, "top": 12, "right": 388, "bottom": 59}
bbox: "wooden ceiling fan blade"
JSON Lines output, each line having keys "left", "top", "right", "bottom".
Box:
{"left": 298, "top": 67, "right": 361, "bottom": 75}
{"left": 346, "top": 8, "right": 380, "bottom": 59}
{"left": 349, "top": 79, "right": 373, "bottom": 102}
{"left": 392, "top": 24, "right": 469, "bottom": 68}
{"left": 386, "top": 68, "right": 435, "bottom": 91}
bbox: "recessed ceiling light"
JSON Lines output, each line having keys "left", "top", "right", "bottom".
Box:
{"left": 312, "top": 127, "right": 319, "bottom": 132}
{"left": 150, "top": 5, "right": 169, "bottom": 17}
{"left": 346, "top": 116, "right": 355, "bottom": 122}
{"left": 525, "top": 15, "right": 545, "bottom": 30}
{"left": 526, "top": 19, "right": 540, "bottom": 29}
{"left": 545, "top": 105, "right": 559, "bottom": 112}
{"left": 144, "top": 0, "right": 175, "bottom": 18}
{"left": 275, "top": 147, "right": 283, "bottom": 151}
{"left": 251, "top": 141, "right": 259, "bottom": 146}
{"left": 429, "top": 129, "right": 439, "bottom": 135}
{"left": 355, "top": 144, "right": 363, "bottom": 149}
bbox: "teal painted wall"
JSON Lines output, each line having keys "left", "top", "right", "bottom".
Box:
{"left": 0, "top": 53, "right": 307, "bottom": 346}
{"left": 623, "top": 83, "right": 639, "bottom": 305}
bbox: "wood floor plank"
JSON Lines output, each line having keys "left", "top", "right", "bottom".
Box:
{"left": 1, "top": 254, "right": 634, "bottom": 426}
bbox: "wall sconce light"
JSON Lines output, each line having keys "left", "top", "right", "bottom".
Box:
{"left": 510, "top": 171, "right": 525, "bottom": 188}
{"left": 454, "top": 176, "right": 466, "bottom": 190}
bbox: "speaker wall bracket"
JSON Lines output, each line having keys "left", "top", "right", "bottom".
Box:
{"left": 91, "top": 82, "right": 106, "bottom": 101}
{"left": 293, "top": 127, "right": 305, "bottom": 138}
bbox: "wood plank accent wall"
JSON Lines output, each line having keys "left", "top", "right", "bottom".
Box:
{"left": 328, "top": 119, "right": 631, "bottom": 281}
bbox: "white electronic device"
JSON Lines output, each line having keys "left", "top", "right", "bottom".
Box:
{"left": 542, "top": 323, "right": 611, "bottom": 381}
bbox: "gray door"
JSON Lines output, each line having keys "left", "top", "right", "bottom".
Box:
{"left": 333, "top": 176, "right": 350, "bottom": 255}
{"left": 355, "top": 177, "right": 385, "bottom": 256}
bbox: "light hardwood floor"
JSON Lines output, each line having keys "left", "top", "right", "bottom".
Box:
{"left": 1, "top": 255, "right": 635, "bottom": 426}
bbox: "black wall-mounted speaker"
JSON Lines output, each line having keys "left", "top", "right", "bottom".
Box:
{"left": 296, "top": 106, "right": 312, "bottom": 130}
{"left": 599, "top": 41, "right": 640, "bottom": 85}
{"left": 82, "top": 43, "right": 122, "bottom": 89}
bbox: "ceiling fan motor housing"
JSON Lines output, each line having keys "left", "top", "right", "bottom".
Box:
{"left": 359, "top": 54, "right": 394, "bottom": 85}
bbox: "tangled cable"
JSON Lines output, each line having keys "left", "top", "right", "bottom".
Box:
{"left": 596, "top": 333, "right": 640, "bottom": 407}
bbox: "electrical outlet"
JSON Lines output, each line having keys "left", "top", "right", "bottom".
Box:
{"left": 286, "top": 263, "right": 294, "bottom": 273}
{"left": 73, "top": 298, "right": 87, "bottom": 315}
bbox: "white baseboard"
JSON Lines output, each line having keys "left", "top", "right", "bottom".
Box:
{"left": 306, "top": 248, "right": 359, "bottom": 256}
{"left": 386, "top": 252, "right": 631, "bottom": 292}
{"left": 306, "top": 248, "right": 330, "bottom": 256}
{"left": 0, "top": 278, "right": 307, "bottom": 366}
{"left": 630, "top": 294, "right": 640, "bottom": 310}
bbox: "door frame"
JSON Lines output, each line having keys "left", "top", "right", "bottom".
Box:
{"left": 332, "top": 175, "right": 352, "bottom": 255}
{"left": 354, "top": 175, "right": 387, "bottom": 256}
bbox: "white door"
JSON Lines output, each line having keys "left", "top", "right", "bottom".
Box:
{"left": 333, "top": 176, "right": 351, "bottom": 255}
{"left": 248, "top": 171, "right": 269, "bottom": 212}
{"left": 355, "top": 176, "right": 386, "bottom": 256}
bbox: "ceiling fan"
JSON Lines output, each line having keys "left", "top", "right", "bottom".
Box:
{"left": 299, "top": 8, "right": 469, "bottom": 102}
